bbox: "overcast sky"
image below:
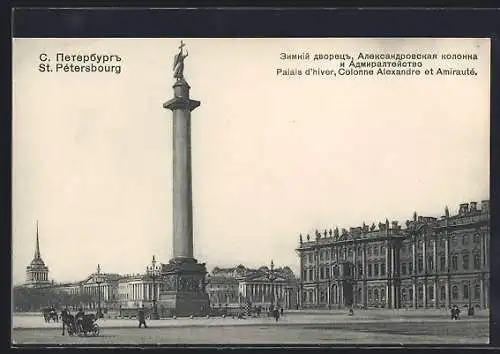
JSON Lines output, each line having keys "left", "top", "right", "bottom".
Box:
{"left": 12, "top": 38, "right": 489, "bottom": 285}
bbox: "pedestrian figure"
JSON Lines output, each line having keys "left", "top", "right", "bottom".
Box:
{"left": 273, "top": 308, "right": 280, "bottom": 322}
{"left": 138, "top": 305, "right": 148, "bottom": 328}
{"left": 75, "top": 307, "right": 85, "bottom": 333}
{"left": 61, "top": 308, "right": 68, "bottom": 336}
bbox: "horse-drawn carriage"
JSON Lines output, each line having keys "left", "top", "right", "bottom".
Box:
{"left": 42, "top": 307, "right": 59, "bottom": 323}
{"left": 62, "top": 312, "right": 100, "bottom": 337}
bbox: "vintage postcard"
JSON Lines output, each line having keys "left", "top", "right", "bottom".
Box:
{"left": 12, "top": 37, "right": 490, "bottom": 345}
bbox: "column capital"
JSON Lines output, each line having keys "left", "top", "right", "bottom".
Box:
{"left": 164, "top": 97, "right": 200, "bottom": 112}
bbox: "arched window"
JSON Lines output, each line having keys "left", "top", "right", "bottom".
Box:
{"left": 452, "top": 286, "right": 459, "bottom": 300}
{"left": 381, "top": 288, "right": 386, "bottom": 301}
{"left": 473, "top": 233, "right": 480, "bottom": 244}
{"left": 409, "top": 288, "right": 413, "bottom": 301}
{"left": 474, "top": 253, "right": 481, "bottom": 270}
{"left": 374, "top": 289, "right": 379, "bottom": 301}
{"left": 401, "top": 263, "right": 407, "bottom": 275}
{"left": 440, "top": 286, "right": 446, "bottom": 301}
{"left": 462, "top": 235, "right": 469, "bottom": 245}
{"left": 418, "top": 257, "right": 423, "bottom": 273}
{"left": 428, "top": 285, "right": 434, "bottom": 300}
{"left": 418, "top": 286, "right": 423, "bottom": 300}
{"left": 451, "top": 255, "right": 458, "bottom": 271}
{"left": 462, "top": 254, "right": 469, "bottom": 270}
{"left": 474, "top": 285, "right": 481, "bottom": 300}
{"left": 440, "top": 256, "right": 446, "bottom": 271}
{"left": 463, "top": 284, "right": 469, "bottom": 300}
{"left": 428, "top": 256, "right": 434, "bottom": 271}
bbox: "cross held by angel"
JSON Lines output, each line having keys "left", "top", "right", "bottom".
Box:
{"left": 173, "top": 40, "right": 189, "bottom": 80}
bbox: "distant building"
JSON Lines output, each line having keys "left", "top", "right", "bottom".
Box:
{"left": 207, "top": 264, "right": 299, "bottom": 309}
{"left": 24, "top": 222, "right": 50, "bottom": 288}
{"left": 117, "top": 273, "right": 160, "bottom": 309}
{"left": 296, "top": 200, "right": 490, "bottom": 309}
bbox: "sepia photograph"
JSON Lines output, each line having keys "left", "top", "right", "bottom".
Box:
{"left": 11, "top": 37, "right": 490, "bottom": 345}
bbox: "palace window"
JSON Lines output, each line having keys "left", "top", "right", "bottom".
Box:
{"left": 428, "top": 256, "right": 434, "bottom": 272}
{"left": 368, "top": 289, "right": 373, "bottom": 301}
{"left": 309, "top": 269, "right": 313, "bottom": 281}
{"left": 474, "top": 254, "right": 481, "bottom": 270}
{"left": 462, "top": 254, "right": 469, "bottom": 271}
{"left": 303, "top": 270, "right": 307, "bottom": 281}
{"left": 367, "top": 247, "right": 372, "bottom": 256}
{"left": 451, "top": 255, "right": 458, "bottom": 271}
{"left": 418, "top": 286, "right": 423, "bottom": 300}
{"left": 381, "top": 288, "right": 386, "bottom": 302}
{"left": 473, "top": 234, "right": 480, "bottom": 244}
{"left": 357, "top": 247, "right": 362, "bottom": 256}
{"left": 320, "top": 291, "right": 326, "bottom": 303}
{"left": 409, "top": 262, "right": 413, "bottom": 275}
{"left": 319, "top": 251, "right": 324, "bottom": 261}
{"left": 326, "top": 251, "right": 330, "bottom": 260}
{"left": 474, "top": 285, "right": 481, "bottom": 300}
{"left": 401, "top": 288, "right": 407, "bottom": 301}
{"left": 320, "top": 267, "right": 325, "bottom": 279}
{"left": 380, "top": 264, "right": 386, "bottom": 276}
{"left": 368, "top": 264, "right": 373, "bottom": 277}
{"left": 409, "top": 288, "right": 413, "bottom": 301}
{"left": 440, "top": 239, "right": 445, "bottom": 249}
{"left": 357, "top": 263, "right": 363, "bottom": 277}
{"left": 440, "top": 256, "right": 446, "bottom": 272}
{"left": 452, "top": 236, "right": 457, "bottom": 246}
{"left": 380, "top": 245, "right": 384, "bottom": 254}
{"left": 452, "top": 286, "right": 459, "bottom": 300}
{"left": 401, "top": 263, "right": 407, "bottom": 275}
{"left": 348, "top": 248, "right": 353, "bottom": 258}
{"left": 374, "top": 246, "right": 379, "bottom": 256}
{"left": 440, "top": 286, "right": 446, "bottom": 301}
{"left": 418, "top": 240, "right": 423, "bottom": 249}
{"left": 325, "top": 267, "right": 330, "bottom": 279}
{"left": 462, "top": 235, "right": 469, "bottom": 246}
{"left": 374, "top": 289, "right": 379, "bottom": 301}
{"left": 428, "top": 285, "right": 434, "bottom": 300}
{"left": 418, "top": 257, "right": 423, "bottom": 273}
{"left": 308, "top": 254, "right": 313, "bottom": 263}
{"left": 374, "top": 264, "right": 379, "bottom": 276}
{"left": 463, "top": 285, "right": 469, "bottom": 300}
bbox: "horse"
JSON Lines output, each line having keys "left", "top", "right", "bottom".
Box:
{"left": 61, "top": 311, "right": 77, "bottom": 336}
{"left": 42, "top": 307, "right": 59, "bottom": 323}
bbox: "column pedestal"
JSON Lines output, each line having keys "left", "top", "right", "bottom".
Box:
{"left": 159, "top": 258, "right": 209, "bottom": 317}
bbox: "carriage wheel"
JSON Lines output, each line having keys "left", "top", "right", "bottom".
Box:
{"left": 93, "top": 324, "right": 100, "bottom": 336}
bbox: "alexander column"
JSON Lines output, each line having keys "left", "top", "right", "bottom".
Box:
{"left": 159, "top": 41, "right": 209, "bottom": 317}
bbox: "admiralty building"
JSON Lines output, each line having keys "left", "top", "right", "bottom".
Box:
{"left": 296, "top": 200, "right": 490, "bottom": 310}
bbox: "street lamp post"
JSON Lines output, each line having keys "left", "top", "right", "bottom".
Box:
{"left": 96, "top": 264, "right": 102, "bottom": 318}
{"left": 267, "top": 260, "right": 277, "bottom": 311}
{"left": 146, "top": 255, "right": 161, "bottom": 320}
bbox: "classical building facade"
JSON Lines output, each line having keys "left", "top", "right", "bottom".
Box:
{"left": 25, "top": 222, "right": 50, "bottom": 288}
{"left": 296, "top": 200, "right": 490, "bottom": 309}
{"left": 206, "top": 264, "right": 299, "bottom": 310}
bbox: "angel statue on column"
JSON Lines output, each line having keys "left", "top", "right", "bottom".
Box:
{"left": 173, "top": 40, "right": 189, "bottom": 80}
